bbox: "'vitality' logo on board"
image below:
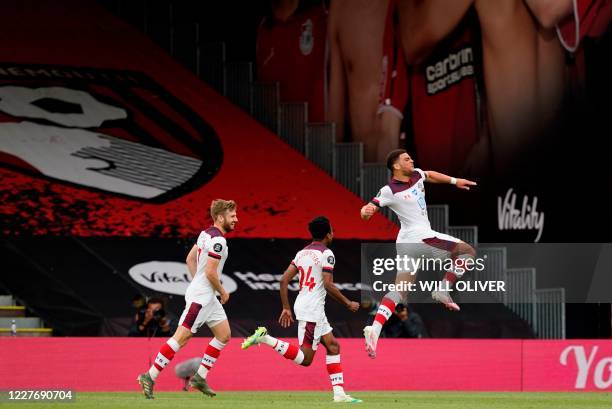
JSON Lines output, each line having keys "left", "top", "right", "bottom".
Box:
{"left": 497, "top": 188, "right": 544, "bottom": 242}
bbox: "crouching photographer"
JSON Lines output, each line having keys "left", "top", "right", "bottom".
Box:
{"left": 383, "top": 303, "right": 429, "bottom": 339}
{"left": 128, "top": 297, "right": 175, "bottom": 337}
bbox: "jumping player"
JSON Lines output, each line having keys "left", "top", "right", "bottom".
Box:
{"left": 360, "top": 149, "right": 476, "bottom": 358}
{"left": 137, "top": 199, "right": 238, "bottom": 399}
{"left": 241, "top": 216, "right": 362, "bottom": 403}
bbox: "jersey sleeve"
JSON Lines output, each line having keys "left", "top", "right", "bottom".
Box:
{"left": 415, "top": 168, "right": 427, "bottom": 181}
{"left": 371, "top": 185, "right": 393, "bottom": 208}
{"left": 322, "top": 249, "right": 335, "bottom": 274}
{"left": 195, "top": 232, "right": 206, "bottom": 248}
{"left": 290, "top": 252, "right": 299, "bottom": 268}
{"left": 207, "top": 236, "right": 226, "bottom": 260}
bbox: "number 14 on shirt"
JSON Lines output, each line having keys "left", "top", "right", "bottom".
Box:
{"left": 298, "top": 266, "right": 316, "bottom": 291}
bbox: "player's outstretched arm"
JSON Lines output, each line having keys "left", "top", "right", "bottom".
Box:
{"left": 204, "top": 257, "right": 229, "bottom": 304}
{"left": 279, "top": 264, "right": 299, "bottom": 328}
{"left": 186, "top": 245, "right": 198, "bottom": 277}
{"left": 323, "top": 273, "right": 359, "bottom": 312}
{"left": 360, "top": 203, "right": 379, "bottom": 220}
{"left": 424, "top": 170, "right": 477, "bottom": 190}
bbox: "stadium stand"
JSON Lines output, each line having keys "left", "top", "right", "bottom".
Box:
{"left": 94, "top": 1, "right": 562, "bottom": 338}
{"left": 0, "top": 0, "right": 566, "bottom": 339}
{"left": 1, "top": 0, "right": 606, "bottom": 341}
{"left": 0, "top": 293, "right": 52, "bottom": 337}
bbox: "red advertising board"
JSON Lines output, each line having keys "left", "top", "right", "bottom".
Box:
{"left": 1, "top": 338, "right": 610, "bottom": 391}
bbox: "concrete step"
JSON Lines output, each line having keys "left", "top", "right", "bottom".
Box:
{"left": 0, "top": 317, "right": 41, "bottom": 327}
{"left": 0, "top": 295, "right": 15, "bottom": 306}
{"left": 0, "top": 328, "right": 52, "bottom": 337}
{"left": 0, "top": 306, "right": 26, "bottom": 317}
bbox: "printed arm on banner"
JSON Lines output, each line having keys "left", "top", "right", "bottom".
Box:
{"left": 524, "top": 0, "right": 574, "bottom": 29}
{"left": 402, "top": 0, "right": 474, "bottom": 64}
{"left": 327, "top": 0, "right": 347, "bottom": 142}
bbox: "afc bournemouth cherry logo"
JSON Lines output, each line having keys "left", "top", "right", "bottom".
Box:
{"left": 0, "top": 63, "right": 222, "bottom": 201}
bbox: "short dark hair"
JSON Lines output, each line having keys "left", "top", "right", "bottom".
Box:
{"left": 308, "top": 216, "right": 331, "bottom": 240}
{"left": 147, "top": 297, "right": 165, "bottom": 307}
{"left": 386, "top": 149, "right": 407, "bottom": 171}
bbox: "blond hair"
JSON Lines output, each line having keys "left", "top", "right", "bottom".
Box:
{"left": 210, "top": 199, "right": 237, "bottom": 219}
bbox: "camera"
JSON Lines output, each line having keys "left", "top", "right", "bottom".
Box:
{"left": 152, "top": 308, "right": 166, "bottom": 321}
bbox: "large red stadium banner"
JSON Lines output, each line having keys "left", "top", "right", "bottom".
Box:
{"left": 0, "top": 0, "right": 396, "bottom": 240}
{"left": 1, "top": 338, "right": 610, "bottom": 391}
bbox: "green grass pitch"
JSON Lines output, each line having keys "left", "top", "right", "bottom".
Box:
{"left": 4, "top": 391, "right": 611, "bottom": 409}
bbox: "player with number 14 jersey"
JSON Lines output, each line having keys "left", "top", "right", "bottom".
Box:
{"left": 241, "top": 216, "right": 362, "bottom": 403}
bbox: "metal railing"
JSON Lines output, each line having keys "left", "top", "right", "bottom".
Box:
{"left": 252, "top": 82, "right": 280, "bottom": 133}
{"left": 427, "top": 205, "right": 449, "bottom": 234}
{"left": 506, "top": 267, "right": 537, "bottom": 330}
{"left": 333, "top": 143, "right": 363, "bottom": 196}
{"left": 279, "top": 102, "right": 308, "bottom": 154}
{"left": 361, "top": 164, "right": 397, "bottom": 221}
{"left": 305, "top": 123, "right": 335, "bottom": 174}
{"left": 535, "top": 288, "right": 566, "bottom": 339}
{"left": 360, "top": 163, "right": 388, "bottom": 201}
{"left": 225, "top": 62, "right": 253, "bottom": 113}
{"left": 475, "top": 247, "right": 508, "bottom": 303}
{"left": 447, "top": 226, "right": 478, "bottom": 247}
{"left": 199, "top": 42, "right": 226, "bottom": 94}
{"left": 172, "top": 21, "right": 198, "bottom": 73}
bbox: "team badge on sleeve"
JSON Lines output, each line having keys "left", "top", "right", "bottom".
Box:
{"left": 327, "top": 255, "right": 335, "bottom": 265}
{"left": 213, "top": 243, "right": 223, "bottom": 252}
